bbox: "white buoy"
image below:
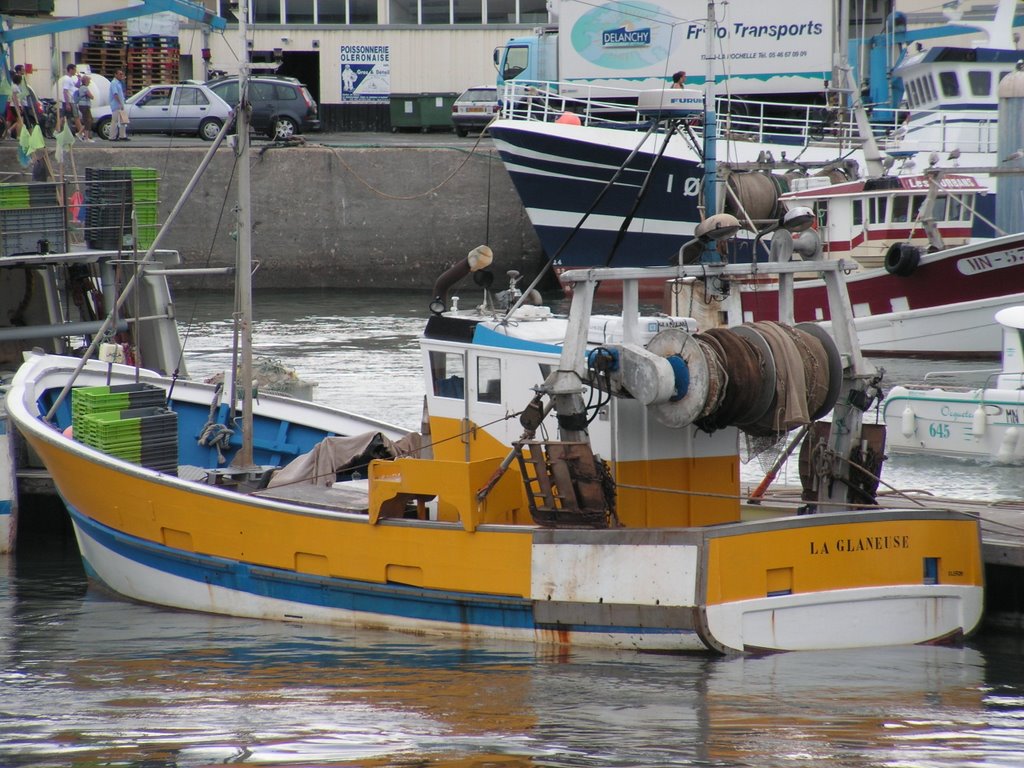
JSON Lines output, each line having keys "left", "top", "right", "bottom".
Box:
{"left": 972, "top": 405, "right": 987, "bottom": 437}
{"left": 901, "top": 406, "right": 916, "bottom": 438}
{"left": 996, "top": 425, "right": 1020, "bottom": 463}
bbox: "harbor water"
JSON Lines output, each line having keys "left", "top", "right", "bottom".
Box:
{"left": 3, "top": 288, "right": 1024, "bottom": 768}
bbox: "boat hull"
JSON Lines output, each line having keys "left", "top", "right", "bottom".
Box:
{"left": 883, "top": 385, "right": 1024, "bottom": 463}
{"left": 712, "top": 233, "right": 1024, "bottom": 357}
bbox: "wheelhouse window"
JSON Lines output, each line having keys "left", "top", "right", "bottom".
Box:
{"left": 892, "top": 194, "right": 909, "bottom": 223}
{"left": 906, "top": 79, "right": 921, "bottom": 107}
{"left": 968, "top": 70, "right": 992, "bottom": 96}
{"left": 852, "top": 198, "right": 863, "bottom": 226}
{"left": 938, "top": 71, "right": 960, "bottom": 98}
{"left": 476, "top": 356, "right": 501, "bottom": 403}
{"left": 430, "top": 350, "right": 465, "bottom": 399}
{"left": 871, "top": 196, "right": 888, "bottom": 224}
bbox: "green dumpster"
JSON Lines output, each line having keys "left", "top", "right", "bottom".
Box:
{"left": 389, "top": 95, "right": 421, "bottom": 132}
{"left": 389, "top": 93, "right": 458, "bottom": 133}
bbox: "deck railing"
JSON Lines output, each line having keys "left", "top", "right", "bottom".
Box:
{"left": 496, "top": 80, "right": 932, "bottom": 155}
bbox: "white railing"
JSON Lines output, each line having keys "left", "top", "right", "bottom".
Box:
{"left": 498, "top": 80, "right": 905, "bottom": 153}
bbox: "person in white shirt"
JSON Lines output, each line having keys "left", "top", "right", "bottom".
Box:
{"left": 58, "top": 63, "right": 82, "bottom": 135}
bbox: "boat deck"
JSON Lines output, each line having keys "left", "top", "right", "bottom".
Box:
{"left": 253, "top": 480, "right": 371, "bottom": 515}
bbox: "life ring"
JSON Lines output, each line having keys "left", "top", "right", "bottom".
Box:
{"left": 884, "top": 242, "right": 921, "bottom": 277}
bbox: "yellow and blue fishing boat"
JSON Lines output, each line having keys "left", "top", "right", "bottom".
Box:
{"left": 3, "top": 0, "right": 984, "bottom": 653}
{"left": 5, "top": 240, "right": 985, "bottom": 653}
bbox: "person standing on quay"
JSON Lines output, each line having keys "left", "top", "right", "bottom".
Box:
{"left": 58, "top": 64, "right": 81, "bottom": 135}
{"left": 110, "top": 69, "right": 129, "bottom": 141}
{"left": 6, "top": 73, "right": 24, "bottom": 140}
{"left": 671, "top": 71, "right": 686, "bottom": 88}
{"left": 76, "top": 73, "right": 95, "bottom": 141}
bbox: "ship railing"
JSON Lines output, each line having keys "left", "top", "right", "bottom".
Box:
{"left": 880, "top": 107, "right": 1000, "bottom": 155}
{"left": 498, "top": 80, "right": 903, "bottom": 151}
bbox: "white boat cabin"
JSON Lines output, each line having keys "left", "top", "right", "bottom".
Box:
{"left": 779, "top": 173, "right": 985, "bottom": 269}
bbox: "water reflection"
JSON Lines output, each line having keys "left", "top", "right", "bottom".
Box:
{"left": 3, "top": 545, "right": 1022, "bottom": 768}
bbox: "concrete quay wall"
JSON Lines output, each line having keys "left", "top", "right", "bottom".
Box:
{"left": 0, "top": 141, "right": 543, "bottom": 291}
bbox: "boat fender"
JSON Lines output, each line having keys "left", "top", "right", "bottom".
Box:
{"left": 884, "top": 242, "right": 921, "bottom": 277}
{"left": 972, "top": 406, "right": 987, "bottom": 437}
{"left": 997, "top": 426, "right": 1020, "bottom": 463}
{"left": 901, "top": 406, "right": 916, "bottom": 438}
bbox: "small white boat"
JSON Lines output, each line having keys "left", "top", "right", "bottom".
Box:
{"left": 882, "top": 306, "right": 1024, "bottom": 463}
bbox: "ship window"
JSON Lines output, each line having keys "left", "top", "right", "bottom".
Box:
{"left": 960, "top": 195, "right": 973, "bottom": 220}
{"left": 892, "top": 194, "right": 909, "bottom": 222}
{"left": 968, "top": 70, "right": 991, "bottom": 96}
{"left": 911, "top": 194, "right": 926, "bottom": 221}
{"left": 430, "top": 350, "right": 465, "bottom": 399}
{"left": 872, "top": 197, "right": 888, "bottom": 223}
{"left": 852, "top": 198, "right": 863, "bottom": 225}
{"left": 947, "top": 196, "right": 962, "bottom": 221}
{"left": 926, "top": 76, "right": 938, "bottom": 101}
{"left": 476, "top": 356, "right": 501, "bottom": 403}
{"left": 932, "top": 195, "right": 947, "bottom": 221}
{"left": 938, "top": 71, "right": 960, "bottom": 98}
{"left": 907, "top": 79, "right": 921, "bottom": 107}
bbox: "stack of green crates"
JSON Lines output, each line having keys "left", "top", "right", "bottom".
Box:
{"left": 72, "top": 383, "right": 178, "bottom": 474}
{"left": 127, "top": 167, "right": 159, "bottom": 250}
{"left": 111, "top": 167, "right": 160, "bottom": 250}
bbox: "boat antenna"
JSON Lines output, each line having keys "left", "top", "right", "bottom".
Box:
{"left": 232, "top": 0, "right": 255, "bottom": 468}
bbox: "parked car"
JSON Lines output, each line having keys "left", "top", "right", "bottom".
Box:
{"left": 206, "top": 75, "right": 320, "bottom": 140}
{"left": 450, "top": 86, "right": 499, "bottom": 137}
{"left": 94, "top": 83, "right": 232, "bottom": 141}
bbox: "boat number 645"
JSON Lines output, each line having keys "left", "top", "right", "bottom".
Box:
{"left": 928, "top": 423, "right": 951, "bottom": 439}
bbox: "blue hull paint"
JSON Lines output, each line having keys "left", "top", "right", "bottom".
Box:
{"left": 69, "top": 507, "right": 683, "bottom": 639}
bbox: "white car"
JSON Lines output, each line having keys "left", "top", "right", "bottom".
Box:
{"left": 94, "top": 83, "right": 232, "bottom": 141}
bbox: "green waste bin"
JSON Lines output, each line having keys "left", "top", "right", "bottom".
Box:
{"left": 420, "top": 93, "right": 457, "bottom": 131}
{"left": 389, "top": 93, "right": 458, "bottom": 133}
{"left": 389, "top": 95, "right": 421, "bottom": 132}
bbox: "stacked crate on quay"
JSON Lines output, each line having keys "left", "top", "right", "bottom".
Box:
{"left": 0, "top": 182, "right": 67, "bottom": 257}
{"left": 126, "top": 35, "right": 180, "bottom": 92}
{"left": 80, "top": 23, "right": 127, "bottom": 78}
{"left": 83, "top": 167, "right": 160, "bottom": 251}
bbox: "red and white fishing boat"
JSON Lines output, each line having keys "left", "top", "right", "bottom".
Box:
{"left": 666, "top": 171, "right": 1024, "bottom": 358}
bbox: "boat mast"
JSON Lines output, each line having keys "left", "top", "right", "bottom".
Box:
{"left": 232, "top": 0, "right": 255, "bottom": 468}
{"left": 701, "top": 0, "right": 718, "bottom": 263}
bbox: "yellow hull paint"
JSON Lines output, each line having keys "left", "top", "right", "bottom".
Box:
{"left": 705, "top": 518, "right": 984, "bottom": 605}
{"left": 26, "top": 430, "right": 534, "bottom": 599}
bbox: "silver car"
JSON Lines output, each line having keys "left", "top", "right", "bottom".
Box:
{"left": 95, "top": 83, "right": 232, "bottom": 141}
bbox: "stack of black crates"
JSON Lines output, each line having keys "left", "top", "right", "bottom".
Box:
{"left": 84, "top": 167, "right": 159, "bottom": 251}
{"left": 72, "top": 383, "right": 179, "bottom": 475}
